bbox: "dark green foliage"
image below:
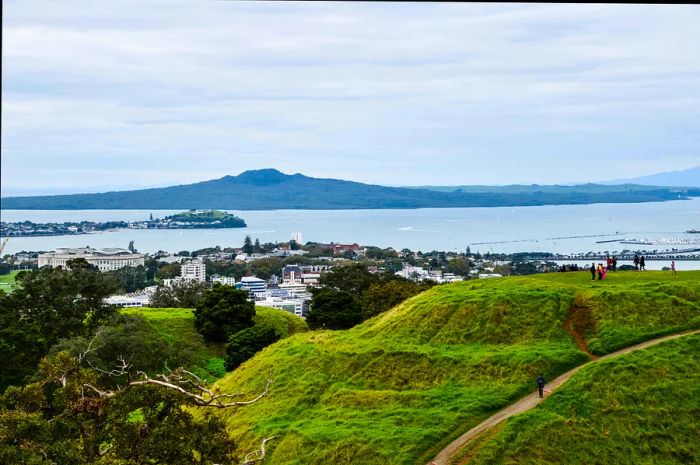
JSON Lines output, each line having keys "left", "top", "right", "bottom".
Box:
{"left": 360, "top": 279, "right": 435, "bottom": 320}
{"left": 247, "top": 257, "right": 283, "bottom": 280}
{"left": 155, "top": 261, "right": 181, "bottom": 280}
{"left": 0, "top": 352, "right": 236, "bottom": 465}
{"left": 320, "top": 263, "right": 378, "bottom": 295}
{"left": 307, "top": 288, "right": 363, "bottom": 330}
{"left": 194, "top": 285, "right": 255, "bottom": 343}
{"left": 50, "top": 314, "right": 207, "bottom": 384}
{"left": 225, "top": 325, "right": 280, "bottom": 370}
{"left": 3, "top": 169, "right": 699, "bottom": 209}
{"left": 0, "top": 266, "right": 119, "bottom": 391}
{"left": 242, "top": 235, "right": 254, "bottom": 255}
{"left": 149, "top": 280, "right": 208, "bottom": 308}
{"left": 106, "top": 265, "right": 148, "bottom": 293}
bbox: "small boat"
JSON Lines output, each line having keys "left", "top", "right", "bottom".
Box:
{"left": 687, "top": 229, "right": 700, "bottom": 234}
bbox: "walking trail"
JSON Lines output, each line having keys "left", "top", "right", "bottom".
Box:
{"left": 426, "top": 328, "right": 700, "bottom": 465}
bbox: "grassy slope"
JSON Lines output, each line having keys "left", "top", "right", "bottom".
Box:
{"left": 463, "top": 334, "right": 699, "bottom": 465}
{"left": 214, "top": 271, "right": 700, "bottom": 465}
{"left": 122, "top": 306, "right": 308, "bottom": 378}
{"left": 0, "top": 271, "right": 20, "bottom": 294}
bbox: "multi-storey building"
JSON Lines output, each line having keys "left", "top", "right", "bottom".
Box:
{"left": 38, "top": 247, "right": 145, "bottom": 272}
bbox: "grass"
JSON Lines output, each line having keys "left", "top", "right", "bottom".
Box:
{"left": 463, "top": 334, "right": 700, "bottom": 465}
{"left": 122, "top": 306, "right": 308, "bottom": 379}
{"left": 0, "top": 271, "right": 20, "bottom": 293}
{"left": 212, "top": 271, "right": 700, "bottom": 465}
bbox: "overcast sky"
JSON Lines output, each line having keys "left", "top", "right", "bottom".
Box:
{"left": 2, "top": 1, "right": 700, "bottom": 195}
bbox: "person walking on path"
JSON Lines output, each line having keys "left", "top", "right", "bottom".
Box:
{"left": 633, "top": 254, "right": 640, "bottom": 270}
{"left": 671, "top": 260, "right": 677, "bottom": 275}
{"left": 590, "top": 262, "right": 596, "bottom": 281}
{"left": 640, "top": 255, "right": 646, "bottom": 270}
{"left": 536, "top": 374, "right": 546, "bottom": 398}
{"left": 612, "top": 256, "right": 617, "bottom": 272}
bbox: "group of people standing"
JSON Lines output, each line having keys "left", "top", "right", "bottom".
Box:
{"left": 633, "top": 254, "right": 646, "bottom": 270}
{"left": 589, "top": 255, "right": 618, "bottom": 281}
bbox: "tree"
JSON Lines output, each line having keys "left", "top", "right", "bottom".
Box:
{"left": 150, "top": 280, "right": 208, "bottom": 308}
{"left": 194, "top": 285, "right": 255, "bottom": 343}
{"left": 319, "top": 263, "right": 379, "bottom": 295}
{"left": 108, "top": 265, "right": 148, "bottom": 293}
{"left": 446, "top": 258, "right": 470, "bottom": 277}
{"left": 0, "top": 349, "right": 271, "bottom": 465}
{"left": 289, "top": 239, "right": 299, "bottom": 250}
{"left": 155, "top": 262, "right": 181, "bottom": 280}
{"left": 225, "top": 324, "right": 280, "bottom": 371}
{"left": 306, "top": 288, "right": 363, "bottom": 330}
{"left": 242, "top": 235, "right": 254, "bottom": 255}
{"left": 359, "top": 279, "right": 434, "bottom": 320}
{"left": 253, "top": 238, "right": 262, "bottom": 253}
{"left": 0, "top": 266, "right": 119, "bottom": 391}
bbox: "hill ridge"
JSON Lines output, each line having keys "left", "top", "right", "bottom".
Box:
{"left": 3, "top": 169, "right": 700, "bottom": 210}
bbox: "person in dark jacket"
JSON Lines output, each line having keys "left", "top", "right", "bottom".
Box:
{"left": 640, "top": 255, "right": 646, "bottom": 270}
{"left": 612, "top": 256, "right": 617, "bottom": 272}
{"left": 537, "top": 374, "right": 546, "bottom": 398}
{"left": 589, "top": 262, "right": 596, "bottom": 281}
{"left": 633, "top": 254, "right": 640, "bottom": 270}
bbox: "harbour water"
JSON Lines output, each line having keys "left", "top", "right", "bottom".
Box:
{"left": 2, "top": 199, "right": 700, "bottom": 264}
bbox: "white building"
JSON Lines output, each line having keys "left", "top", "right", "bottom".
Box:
{"left": 38, "top": 247, "right": 145, "bottom": 272}
{"left": 181, "top": 260, "right": 206, "bottom": 283}
{"left": 256, "top": 297, "right": 305, "bottom": 317}
{"left": 211, "top": 275, "right": 237, "bottom": 286}
{"left": 239, "top": 276, "right": 267, "bottom": 295}
{"left": 291, "top": 232, "right": 303, "bottom": 244}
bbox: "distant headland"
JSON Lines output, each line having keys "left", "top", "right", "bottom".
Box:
{"left": 2, "top": 169, "right": 699, "bottom": 210}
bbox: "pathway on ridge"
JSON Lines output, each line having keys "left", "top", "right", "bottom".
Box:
{"left": 426, "top": 329, "right": 700, "bottom": 465}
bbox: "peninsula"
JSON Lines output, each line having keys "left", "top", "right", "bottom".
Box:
{"left": 0, "top": 209, "right": 246, "bottom": 237}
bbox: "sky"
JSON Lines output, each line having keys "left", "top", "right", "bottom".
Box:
{"left": 2, "top": 1, "right": 700, "bottom": 196}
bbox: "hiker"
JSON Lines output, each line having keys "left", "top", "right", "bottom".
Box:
{"left": 671, "top": 260, "right": 677, "bottom": 275}
{"left": 640, "top": 255, "right": 646, "bottom": 270}
{"left": 612, "top": 256, "right": 618, "bottom": 272}
{"left": 536, "top": 374, "right": 546, "bottom": 398}
{"left": 633, "top": 254, "right": 640, "bottom": 270}
{"left": 589, "top": 262, "right": 596, "bottom": 281}
{"left": 597, "top": 263, "right": 603, "bottom": 281}
{"left": 606, "top": 255, "right": 612, "bottom": 271}
{"left": 602, "top": 265, "right": 608, "bottom": 280}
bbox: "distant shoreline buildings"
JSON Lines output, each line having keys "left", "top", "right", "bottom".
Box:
{"left": 38, "top": 247, "right": 145, "bottom": 272}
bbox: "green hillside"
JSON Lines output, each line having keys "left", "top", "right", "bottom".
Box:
{"left": 213, "top": 271, "right": 700, "bottom": 465}
{"left": 122, "top": 306, "right": 308, "bottom": 378}
{"left": 460, "top": 334, "right": 699, "bottom": 465}
{"left": 0, "top": 271, "right": 20, "bottom": 294}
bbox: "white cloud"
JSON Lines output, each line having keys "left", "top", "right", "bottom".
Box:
{"left": 2, "top": 1, "right": 700, "bottom": 192}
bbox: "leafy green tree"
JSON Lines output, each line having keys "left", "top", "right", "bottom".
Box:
{"left": 107, "top": 265, "right": 148, "bottom": 293}
{"left": 319, "top": 263, "right": 379, "bottom": 295}
{"left": 289, "top": 239, "right": 299, "bottom": 250}
{"left": 307, "top": 288, "right": 363, "bottom": 330}
{"left": 155, "top": 262, "right": 181, "bottom": 280}
{"left": 0, "top": 352, "right": 237, "bottom": 465}
{"left": 225, "top": 324, "right": 280, "bottom": 371}
{"left": 446, "top": 258, "right": 470, "bottom": 277}
{"left": 150, "top": 280, "right": 208, "bottom": 308}
{"left": 0, "top": 266, "right": 119, "bottom": 390}
{"left": 360, "top": 279, "right": 434, "bottom": 320}
{"left": 253, "top": 238, "right": 262, "bottom": 253}
{"left": 194, "top": 285, "right": 255, "bottom": 343}
{"left": 242, "top": 235, "right": 254, "bottom": 255}
{"left": 247, "top": 257, "right": 283, "bottom": 280}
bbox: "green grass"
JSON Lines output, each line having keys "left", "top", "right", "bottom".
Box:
{"left": 122, "top": 306, "right": 308, "bottom": 379}
{"left": 0, "top": 271, "right": 20, "bottom": 293}
{"left": 212, "top": 271, "right": 700, "bottom": 465}
{"left": 464, "top": 334, "right": 700, "bottom": 465}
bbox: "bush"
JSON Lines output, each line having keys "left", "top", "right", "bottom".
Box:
{"left": 194, "top": 285, "right": 255, "bottom": 343}
{"left": 225, "top": 325, "right": 280, "bottom": 371}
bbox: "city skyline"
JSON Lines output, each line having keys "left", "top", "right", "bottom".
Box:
{"left": 3, "top": 2, "right": 700, "bottom": 195}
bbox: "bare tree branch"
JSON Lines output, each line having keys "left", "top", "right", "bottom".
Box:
{"left": 241, "top": 436, "right": 277, "bottom": 465}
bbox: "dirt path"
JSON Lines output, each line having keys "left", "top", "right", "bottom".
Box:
{"left": 426, "top": 329, "right": 700, "bottom": 465}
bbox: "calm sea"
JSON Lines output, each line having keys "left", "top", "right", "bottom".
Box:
{"left": 2, "top": 199, "right": 700, "bottom": 267}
